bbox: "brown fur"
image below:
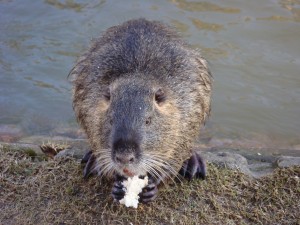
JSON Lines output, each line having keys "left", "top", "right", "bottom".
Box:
{"left": 69, "top": 19, "right": 212, "bottom": 180}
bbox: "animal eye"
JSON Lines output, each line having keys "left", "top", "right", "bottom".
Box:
{"left": 145, "top": 117, "right": 151, "bottom": 125}
{"left": 103, "top": 88, "right": 110, "bottom": 101}
{"left": 155, "top": 88, "right": 165, "bottom": 104}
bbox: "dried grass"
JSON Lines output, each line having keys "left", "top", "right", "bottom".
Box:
{"left": 0, "top": 146, "right": 299, "bottom": 225}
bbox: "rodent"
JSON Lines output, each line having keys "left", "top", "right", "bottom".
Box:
{"left": 69, "top": 18, "right": 212, "bottom": 203}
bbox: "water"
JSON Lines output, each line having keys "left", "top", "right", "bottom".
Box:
{"left": 0, "top": 0, "right": 300, "bottom": 148}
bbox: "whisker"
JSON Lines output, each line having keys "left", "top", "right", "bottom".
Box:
{"left": 143, "top": 154, "right": 183, "bottom": 183}
{"left": 142, "top": 161, "right": 167, "bottom": 186}
{"left": 143, "top": 157, "right": 178, "bottom": 185}
{"left": 91, "top": 148, "right": 184, "bottom": 184}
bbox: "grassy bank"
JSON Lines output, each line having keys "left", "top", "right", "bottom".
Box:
{"left": 0, "top": 146, "right": 299, "bottom": 225}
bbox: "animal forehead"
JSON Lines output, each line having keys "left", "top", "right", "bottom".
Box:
{"left": 111, "top": 84, "right": 152, "bottom": 113}
{"left": 113, "top": 81, "right": 153, "bottom": 98}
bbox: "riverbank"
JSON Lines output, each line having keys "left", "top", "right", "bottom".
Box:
{"left": 1, "top": 140, "right": 299, "bottom": 224}
{"left": 1, "top": 133, "right": 300, "bottom": 178}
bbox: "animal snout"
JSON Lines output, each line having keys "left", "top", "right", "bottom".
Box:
{"left": 112, "top": 138, "right": 140, "bottom": 164}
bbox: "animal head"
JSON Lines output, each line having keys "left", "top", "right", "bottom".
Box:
{"left": 69, "top": 19, "right": 212, "bottom": 180}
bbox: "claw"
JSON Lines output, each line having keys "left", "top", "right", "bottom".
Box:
{"left": 112, "top": 174, "right": 160, "bottom": 204}
{"left": 112, "top": 174, "right": 126, "bottom": 201}
{"left": 81, "top": 150, "right": 97, "bottom": 179}
{"left": 139, "top": 176, "right": 160, "bottom": 203}
{"left": 81, "top": 150, "right": 93, "bottom": 164}
{"left": 179, "top": 152, "right": 206, "bottom": 180}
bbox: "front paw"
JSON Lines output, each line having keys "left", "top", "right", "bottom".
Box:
{"left": 112, "top": 174, "right": 126, "bottom": 201}
{"left": 112, "top": 175, "right": 159, "bottom": 204}
{"left": 178, "top": 152, "right": 206, "bottom": 180}
{"left": 81, "top": 150, "right": 97, "bottom": 179}
{"left": 139, "top": 176, "right": 159, "bottom": 203}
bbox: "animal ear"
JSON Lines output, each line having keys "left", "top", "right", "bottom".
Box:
{"left": 196, "top": 57, "right": 213, "bottom": 90}
{"left": 68, "top": 65, "right": 80, "bottom": 83}
{"left": 67, "top": 54, "right": 90, "bottom": 83}
{"left": 195, "top": 56, "right": 213, "bottom": 122}
{"left": 155, "top": 88, "right": 166, "bottom": 105}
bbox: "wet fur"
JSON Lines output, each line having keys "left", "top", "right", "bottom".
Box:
{"left": 69, "top": 19, "right": 212, "bottom": 182}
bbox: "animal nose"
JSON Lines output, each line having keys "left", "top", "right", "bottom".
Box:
{"left": 112, "top": 135, "right": 140, "bottom": 164}
{"left": 114, "top": 153, "right": 136, "bottom": 164}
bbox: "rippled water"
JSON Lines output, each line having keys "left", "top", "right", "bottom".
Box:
{"left": 1, "top": 0, "right": 300, "bottom": 148}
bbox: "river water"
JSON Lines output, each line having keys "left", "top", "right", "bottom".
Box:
{"left": 0, "top": 0, "right": 300, "bottom": 149}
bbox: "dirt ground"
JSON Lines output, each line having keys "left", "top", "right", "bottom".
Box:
{"left": 1, "top": 146, "right": 299, "bottom": 225}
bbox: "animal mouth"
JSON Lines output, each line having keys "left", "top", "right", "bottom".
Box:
{"left": 123, "top": 168, "right": 135, "bottom": 177}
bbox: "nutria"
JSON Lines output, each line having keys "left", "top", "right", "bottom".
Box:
{"left": 69, "top": 18, "right": 212, "bottom": 203}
